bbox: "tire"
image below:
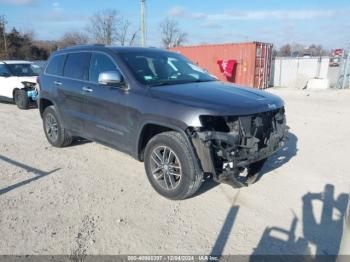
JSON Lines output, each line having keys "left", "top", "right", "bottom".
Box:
{"left": 14, "top": 89, "right": 29, "bottom": 109}
{"left": 42, "top": 106, "right": 73, "bottom": 148}
{"left": 144, "top": 131, "right": 203, "bottom": 200}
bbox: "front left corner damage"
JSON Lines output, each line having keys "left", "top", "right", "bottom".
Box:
{"left": 186, "top": 108, "right": 287, "bottom": 188}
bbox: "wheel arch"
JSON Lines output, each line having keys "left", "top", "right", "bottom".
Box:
{"left": 137, "top": 122, "right": 177, "bottom": 161}
{"left": 136, "top": 121, "right": 204, "bottom": 184}
{"left": 136, "top": 121, "right": 202, "bottom": 172}
{"left": 39, "top": 97, "right": 54, "bottom": 117}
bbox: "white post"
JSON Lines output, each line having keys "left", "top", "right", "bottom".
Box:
{"left": 342, "top": 45, "right": 350, "bottom": 89}
{"left": 141, "top": 0, "right": 146, "bottom": 47}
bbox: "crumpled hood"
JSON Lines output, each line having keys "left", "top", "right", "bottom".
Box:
{"left": 11, "top": 76, "right": 37, "bottom": 88}
{"left": 150, "top": 81, "right": 284, "bottom": 115}
{"left": 16, "top": 76, "right": 37, "bottom": 84}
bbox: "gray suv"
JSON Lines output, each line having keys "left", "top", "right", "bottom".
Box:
{"left": 39, "top": 45, "right": 287, "bottom": 200}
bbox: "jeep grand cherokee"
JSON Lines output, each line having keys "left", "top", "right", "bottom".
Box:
{"left": 38, "top": 45, "right": 287, "bottom": 200}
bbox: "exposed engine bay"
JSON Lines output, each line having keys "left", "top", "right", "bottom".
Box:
{"left": 188, "top": 107, "right": 287, "bottom": 187}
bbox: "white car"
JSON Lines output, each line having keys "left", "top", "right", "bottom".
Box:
{"left": 0, "top": 60, "right": 39, "bottom": 109}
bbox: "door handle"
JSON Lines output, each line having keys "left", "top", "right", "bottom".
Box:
{"left": 54, "top": 81, "right": 62, "bottom": 86}
{"left": 82, "top": 87, "right": 93, "bottom": 92}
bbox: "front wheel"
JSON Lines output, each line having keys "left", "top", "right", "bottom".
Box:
{"left": 144, "top": 131, "right": 203, "bottom": 200}
{"left": 14, "top": 89, "right": 29, "bottom": 109}
{"left": 42, "top": 106, "right": 73, "bottom": 147}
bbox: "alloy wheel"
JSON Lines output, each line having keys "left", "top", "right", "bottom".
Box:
{"left": 150, "top": 146, "right": 182, "bottom": 190}
{"left": 45, "top": 113, "right": 59, "bottom": 142}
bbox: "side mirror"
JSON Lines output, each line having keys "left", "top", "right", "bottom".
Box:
{"left": 98, "top": 71, "right": 124, "bottom": 87}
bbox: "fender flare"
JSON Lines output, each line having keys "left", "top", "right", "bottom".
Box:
{"left": 135, "top": 120, "right": 204, "bottom": 176}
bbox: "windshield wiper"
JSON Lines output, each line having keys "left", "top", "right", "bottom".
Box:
{"left": 192, "top": 79, "right": 217, "bottom": 83}
{"left": 149, "top": 79, "right": 216, "bottom": 87}
{"left": 149, "top": 82, "right": 176, "bottom": 87}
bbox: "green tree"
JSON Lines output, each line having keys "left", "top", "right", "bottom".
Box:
{"left": 4, "top": 27, "right": 49, "bottom": 60}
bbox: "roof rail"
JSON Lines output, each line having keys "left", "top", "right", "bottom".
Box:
{"left": 60, "top": 44, "right": 106, "bottom": 50}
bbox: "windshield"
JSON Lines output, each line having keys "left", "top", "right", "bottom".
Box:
{"left": 31, "top": 62, "right": 46, "bottom": 75}
{"left": 119, "top": 51, "right": 216, "bottom": 86}
{"left": 7, "top": 64, "right": 38, "bottom": 77}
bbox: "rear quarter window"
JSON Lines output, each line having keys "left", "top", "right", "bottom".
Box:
{"left": 46, "top": 55, "right": 66, "bottom": 76}
{"left": 63, "top": 53, "right": 90, "bottom": 80}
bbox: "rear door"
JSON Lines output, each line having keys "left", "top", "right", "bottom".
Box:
{"left": 83, "top": 52, "right": 131, "bottom": 152}
{"left": 57, "top": 52, "right": 91, "bottom": 134}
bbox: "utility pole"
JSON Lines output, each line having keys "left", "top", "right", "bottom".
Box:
{"left": 341, "top": 44, "right": 350, "bottom": 89}
{"left": 141, "top": 0, "right": 146, "bottom": 47}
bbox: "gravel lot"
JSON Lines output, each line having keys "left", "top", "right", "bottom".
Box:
{"left": 0, "top": 88, "right": 349, "bottom": 256}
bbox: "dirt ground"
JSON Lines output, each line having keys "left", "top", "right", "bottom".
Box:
{"left": 0, "top": 88, "right": 349, "bottom": 256}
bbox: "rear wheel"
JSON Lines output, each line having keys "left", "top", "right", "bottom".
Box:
{"left": 144, "top": 131, "right": 203, "bottom": 200}
{"left": 14, "top": 89, "right": 29, "bottom": 109}
{"left": 43, "top": 106, "right": 72, "bottom": 147}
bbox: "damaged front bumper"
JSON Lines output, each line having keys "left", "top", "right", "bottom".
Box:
{"left": 188, "top": 107, "right": 287, "bottom": 187}
{"left": 21, "top": 81, "right": 39, "bottom": 101}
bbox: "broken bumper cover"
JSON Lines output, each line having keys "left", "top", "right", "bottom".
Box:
{"left": 189, "top": 107, "right": 287, "bottom": 187}
{"left": 21, "top": 81, "right": 39, "bottom": 101}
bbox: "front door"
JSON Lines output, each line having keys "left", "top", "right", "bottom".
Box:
{"left": 83, "top": 53, "right": 131, "bottom": 153}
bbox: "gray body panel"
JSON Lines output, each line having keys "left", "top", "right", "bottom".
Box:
{"left": 39, "top": 45, "right": 285, "bottom": 161}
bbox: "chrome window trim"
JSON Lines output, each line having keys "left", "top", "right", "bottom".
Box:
{"left": 44, "top": 50, "right": 129, "bottom": 89}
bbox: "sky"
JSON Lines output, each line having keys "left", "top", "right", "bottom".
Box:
{"left": 0, "top": 0, "right": 349, "bottom": 49}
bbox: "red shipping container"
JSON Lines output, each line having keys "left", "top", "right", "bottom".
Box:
{"left": 170, "top": 42, "right": 273, "bottom": 89}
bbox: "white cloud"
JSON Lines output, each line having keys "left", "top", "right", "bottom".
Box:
{"left": 167, "top": 6, "right": 346, "bottom": 21}
{"left": 52, "top": 1, "right": 63, "bottom": 12}
{"left": 200, "top": 21, "right": 222, "bottom": 29}
{"left": 0, "top": 0, "right": 36, "bottom": 5}
{"left": 167, "top": 6, "right": 207, "bottom": 20}
{"left": 208, "top": 10, "right": 344, "bottom": 21}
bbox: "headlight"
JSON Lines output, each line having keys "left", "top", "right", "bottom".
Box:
{"left": 199, "top": 115, "right": 228, "bottom": 132}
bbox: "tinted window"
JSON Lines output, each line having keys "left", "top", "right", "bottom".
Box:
{"left": 7, "top": 64, "right": 37, "bottom": 76}
{"left": 46, "top": 55, "right": 66, "bottom": 76}
{"left": 119, "top": 51, "right": 215, "bottom": 86}
{"left": 89, "top": 53, "right": 117, "bottom": 83}
{"left": 0, "top": 64, "right": 11, "bottom": 77}
{"left": 63, "top": 53, "right": 90, "bottom": 80}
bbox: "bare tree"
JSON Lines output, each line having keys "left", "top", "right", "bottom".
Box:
{"left": 87, "top": 9, "right": 139, "bottom": 46}
{"left": 60, "top": 31, "right": 89, "bottom": 48}
{"left": 0, "top": 15, "right": 8, "bottom": 59}
{"left": 115, "top": 18, "right": 139, "bottom": 46}
{"left": 279, "top": 44, "right": 292, "bottom": 57}
{"left": 87, "top": 9, "right": 118, "bottom": 45}
{"left": 160, "top": 18, "right": 187, "bottom": 48}
{"left": 278, "top": 43, "right": 328, "bottom": 57}
{"left": 23, "top": 29, "right": 36, "bottom": 40}
{"left": 308, "top": 44, "right": 328, "bottom": 56}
